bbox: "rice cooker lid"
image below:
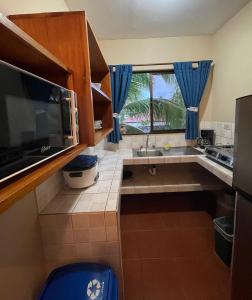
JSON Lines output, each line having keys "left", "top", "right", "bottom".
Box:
{"left": 63, "top": 155, "right": 98, "bottom": 171}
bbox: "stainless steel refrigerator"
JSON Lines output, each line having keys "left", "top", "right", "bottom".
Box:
{"left": 232, "top": 95, "right": 252, "bottom": 300}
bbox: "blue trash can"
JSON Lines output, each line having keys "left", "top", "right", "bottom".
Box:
{"left": 38, "top": 263, "right": 118, "bottom": 300}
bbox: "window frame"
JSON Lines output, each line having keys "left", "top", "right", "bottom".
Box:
{"left": 122, "top": 69, "right": 186, "bottom": 135}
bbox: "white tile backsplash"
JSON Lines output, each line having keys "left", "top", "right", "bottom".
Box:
{"left": 107, "top": 132, "right": 188, "bottom": 150}
{"left": 200, "top": 121, "right": 234, "bottom": 145}
{"left": 35, "top": 171, "right": 64, "bottom": 213}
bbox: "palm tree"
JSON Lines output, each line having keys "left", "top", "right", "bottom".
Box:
{"left": 121, "top": 72, "right": 186, "bottom": 131}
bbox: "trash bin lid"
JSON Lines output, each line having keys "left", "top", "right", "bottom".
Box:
{"left": 213, "top": 216, "right": 234, "bottom": 242}
{"left": 39, "top": 263, "right": 118, "bottom": 300}
{"left": 214, "top": 216, "right": 234, "bottom": 235}
{"left": 63, "top": 155, "right": 98, "bottom": 171}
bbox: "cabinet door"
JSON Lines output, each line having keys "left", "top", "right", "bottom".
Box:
{"left": 232, "top": 193, "right": 252, "bottom": 300}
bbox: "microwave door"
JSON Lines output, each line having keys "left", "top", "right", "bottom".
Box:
{"left": 233, "top": 95, "right": 252, "bottom": 197}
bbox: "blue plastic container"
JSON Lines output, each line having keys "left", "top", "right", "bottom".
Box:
{"left": 38, "top": 263, "right": 118, "bottom": 300}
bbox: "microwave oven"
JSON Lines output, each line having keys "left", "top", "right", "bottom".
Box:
{"left": 0, "top": 60, "right": 79, "bottom": 183}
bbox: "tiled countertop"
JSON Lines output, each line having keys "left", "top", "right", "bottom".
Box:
{"left": 41, "top": 148, "right": 233, "bottom": 215}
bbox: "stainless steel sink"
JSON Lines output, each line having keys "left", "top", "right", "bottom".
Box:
{"left": 136, "top": 149, "right": 163, "bottom": 157}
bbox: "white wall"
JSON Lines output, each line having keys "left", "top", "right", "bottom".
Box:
{"left": 0, "top": 0, "right": 69, "bottom": 15}
{"left": 99, "top": 0, "right": 252, "bottom": 125}
{"left": 0, "top": 192, "right": 45, "bottom": 300}
{"left": 99, "top": 36, "right": 213, "bottom": 66}
{"left": 99, "top": 35, "right": 214, "bottom": 123}
{"left": 211, "top": 0, "right": 252, "bottom": 122}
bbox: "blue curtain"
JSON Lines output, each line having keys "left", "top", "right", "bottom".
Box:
{"left": 108, "top": 64, "right": 132, "bottom": 143}
{"left": 174, "top": 60, "right": 212, "bottom": 140}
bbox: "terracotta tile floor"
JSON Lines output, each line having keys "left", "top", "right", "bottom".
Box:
{"left": 120, "top": 193, "right": 231, "bottom": 300}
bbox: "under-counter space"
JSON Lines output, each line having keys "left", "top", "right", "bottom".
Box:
{"left": 121, "top": 163, "right": 227, "bottom": 195}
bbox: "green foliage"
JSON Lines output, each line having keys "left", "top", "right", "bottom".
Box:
{"left": 127, "top": 73, "right": 150, "bottom": 101}
{"left": 121, "top": 72, "right": 186, "bottom": 131}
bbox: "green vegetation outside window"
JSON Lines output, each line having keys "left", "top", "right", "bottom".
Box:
{"left": 120, "top": 71, "right": 186, "bottom": 135}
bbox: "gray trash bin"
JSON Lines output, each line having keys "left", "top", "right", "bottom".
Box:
{"left": 213, "top": 216, "right": 234, "bottom": 266}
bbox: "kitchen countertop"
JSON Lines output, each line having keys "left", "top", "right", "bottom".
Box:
{"left": 40, "top": 147, "right": 233, "bottom": 216}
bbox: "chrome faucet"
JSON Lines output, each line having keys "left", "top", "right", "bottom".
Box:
{"left": 139, "top": 133, "right": 151, "bottom": 153}
{"left": 145, "top": 133, "right": 149, "bottom": 154}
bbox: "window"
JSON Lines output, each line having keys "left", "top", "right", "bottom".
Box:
{"left": 120, "top": 71, "right": 186, "bottom": 135}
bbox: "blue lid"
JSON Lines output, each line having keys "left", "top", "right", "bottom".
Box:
{"left": 39, "top": 263, "right": 118, "bottom": 300}
{"left": 64, "top": 155, "right": 98, "bottom": 171}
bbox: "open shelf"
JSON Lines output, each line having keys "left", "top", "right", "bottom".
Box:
{"left": 0, "top": 144, "right": 87, "bottom": 213}
{"left": 0, "top": 13, "right": 70, "bottom": 77}
{"left": 87, "top": 22, "right": 109, "bottom": 82}
{"left": 9, "top": 11, "right": 113, "bottom": 146}
{"left": 91, "top": 83, "right": 111, "bottom": 103}
{"left": 94, "top": 128, "right": 113, "bottom": 145}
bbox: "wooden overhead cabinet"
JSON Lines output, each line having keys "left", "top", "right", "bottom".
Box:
{"left": 0, "top": 14, "right": 88, "bottom": 212}
{"left": 9, "top": 11, "right": 113, "bottom": 146}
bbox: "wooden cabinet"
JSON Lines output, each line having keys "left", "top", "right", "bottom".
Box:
{"left": 0, "top": 13, "right": 71, "bottom": 87}
{"left": 0, "top": 14, "right": 88, "bottom": 212}
{"left": 9, "top": 11, "right": 113, "bottom": 146}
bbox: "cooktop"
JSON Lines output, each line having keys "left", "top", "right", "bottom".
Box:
{"left": 205, "top": 145, "right": 234, "bottom": 170}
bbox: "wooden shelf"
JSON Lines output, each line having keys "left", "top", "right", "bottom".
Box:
{"left": 91, "top": 83, "right": 111, "bottom": 102}
{"left": 0, "top": 144, "right": 87, "bottom": 213}
{"left": 87, "top": 22, "right": 109, "bottom": 82}
{"left": 9, "top": 11, "right": 113, "bottom": 146}
{"left": 0, "top": 13, "right": 70, "bottom": 77}
{"left": 94, "top": 128, "right": 113, "bottom": 145}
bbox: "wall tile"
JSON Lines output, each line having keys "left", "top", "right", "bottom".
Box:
{"left": 41, "top": 229, "right": 74, "bottom": 245}
{"left": 39, "top": 214, "right": 72, "bottom": 229}
{"left": 82, "top": 180, "right": 112, "bottom": 193}
{"left": 155, "top": 135, "right": 170, "bottom": 147}
{"left": 106, "top": 226, "right": 119, "bottom": 241}
{"left": 148, "top": 156, "right": 165, "bottom": 164}
{"left": 44, "top": 244, "right": 76, "bottom": 261}
{"left": 98, "top": 171, "right": 115, "bottom": 181}
{"left": 105, "top": 212, "right": 118, "bottom": 227}
{"left": 89, "top": 213, "right": 105, "bottom": 227}
{"left": 89, "top": 227, "right": 107, "bottom": 242}
{"left": 73, "top": 229, "right": 90, "bottom": 243}
{"left": 73, "top": 193, "right": 108, "bottom": 213}
{"left": 41, "top": 194, "right": 81, "bottom": 214}
{"left": 72, "top": 214, "right": 89, "bottom": 229}
{"left": 75, "top": 243, "right": 92, "bottom": 258}
{"left": 131, "top": 135, "right": 144, "bottom": 149}
{"left": 35, "top": 171, "right": 64, "bottom": 212}
{"left": 91, "top": 242, "right": 108, "bottom": 257}
{"left": 110, "top": 179, "right": 121, "bottom": 193}
{"left": 106, "top": 193, "right": 120, "bottom": 212}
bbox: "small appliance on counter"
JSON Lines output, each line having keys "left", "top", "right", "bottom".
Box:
{"left": 197, "top": 129, "right": 215, "bottom": 148}
{"left": 205, "top": 145, "right": 234, "bottom": 170}
{"left": 63, "top": 155, "right": 98, "bottom": 188}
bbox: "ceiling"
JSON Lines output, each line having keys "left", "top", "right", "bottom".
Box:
{"left": 65, "top": 0, "right": 250, "bottom": 39}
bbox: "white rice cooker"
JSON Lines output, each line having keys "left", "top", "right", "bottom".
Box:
{"left": 63, "top": 155, "right": 98, "bottom": 189}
